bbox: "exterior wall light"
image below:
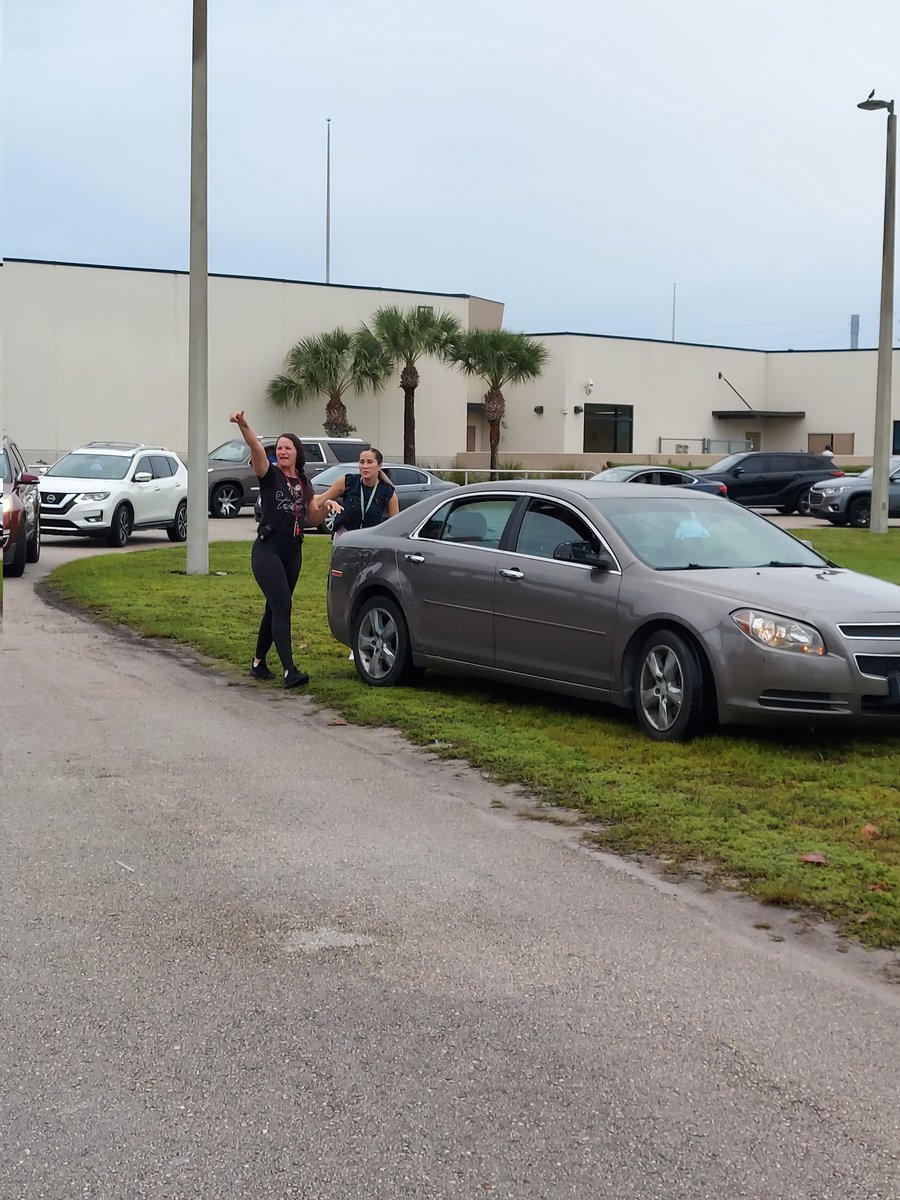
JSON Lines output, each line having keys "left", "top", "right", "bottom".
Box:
{"left": 574, "top": 405, "right": 584, "bottom": 415}
{"left": 533, "top": 405, "right": 544, "bottom": 414}
{"left": 584, "top": 379, "right": 594, "bottom": 395}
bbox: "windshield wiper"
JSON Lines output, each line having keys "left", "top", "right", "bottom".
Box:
{"left": 764, "top": 560, "right": 817, "bottom": 568}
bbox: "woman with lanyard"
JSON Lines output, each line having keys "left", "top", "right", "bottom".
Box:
{"left": 319, "top": 447, "right": 400, "bottom": 539}
{"left": 229, "top": 411, "right": 328, "bottom": 689}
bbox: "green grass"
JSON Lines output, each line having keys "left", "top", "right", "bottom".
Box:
{"left": 43, "top": 529, "right": 900, "bottom": 947}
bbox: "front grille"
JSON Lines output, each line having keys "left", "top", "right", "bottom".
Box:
{"left": 855, "top": 654, "right": 900, "bottom": 679}
{"left": 40, "top": 518, "right": 85, "bottom": 533}
{"left": 838, "top": 624, "right": 900, "bottom": 640}
{"left": 758, "top": 689, "right": 851, "bottom": 713}
{"left": 40, "top": 493, "right": 77, "bottom": 513}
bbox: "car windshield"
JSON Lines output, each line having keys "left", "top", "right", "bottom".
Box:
{"left": 597, "top": 496, "right": 828, "bottom": 570}
{"left": 209, "top": 440, "right": 250, "bottom": 463}
{"left": 313, "top": 464, "right": 360, "bottom": 487}
{"left": 702, "top": 453, "right": 745, "bottom": 472}
{"left": 45, "top": 452, "right": 132, "bottom": 480}
{"left": 591, "top": 467, "right": 639, "bottom": 481}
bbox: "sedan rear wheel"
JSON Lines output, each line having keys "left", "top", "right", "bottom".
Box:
{"left": 210, "top": 482, "right": 242, "bottom": 518}
{"left": 847, "top": 496, "right": 871, "bottom": 528}
{"left": 634, "top": 629, "right": 707, "bottom": 742}
{"left": 352, "top": 595, "right": 417, "bottom": 687}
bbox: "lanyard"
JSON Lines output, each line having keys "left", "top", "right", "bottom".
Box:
{"left": 286, "top": 474, "right": 304, "bottom": 537}
{"left": 360, "top": 480, "right": 377, "bottom": 522}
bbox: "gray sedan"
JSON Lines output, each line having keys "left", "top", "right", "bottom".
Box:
{"left": 327, "top": 480, "right": 900, "bottom": 741}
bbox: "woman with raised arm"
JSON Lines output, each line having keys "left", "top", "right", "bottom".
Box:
{"left": 229, "top": 411, "right": 326, "bottom": 689}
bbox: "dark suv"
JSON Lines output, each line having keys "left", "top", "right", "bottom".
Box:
{"left": 207, "top": 435, "right": 369, "bottom": 518}
{"left": 696, "top": 452, "right": 843, "bottom": 514}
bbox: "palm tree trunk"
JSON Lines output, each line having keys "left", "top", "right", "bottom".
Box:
{"left": 324, "top": 393, "right": 352, "bottom": 438}
{"left": 483, "top": 387, "right": 505, "bottom": 474}
{"left": 400, "top": 362, "right": 420, "bottom": 465}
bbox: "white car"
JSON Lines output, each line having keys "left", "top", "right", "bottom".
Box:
{"left": 39, "top": 442, "right": 188, "bottom": 547}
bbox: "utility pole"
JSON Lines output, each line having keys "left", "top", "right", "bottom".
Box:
{"left": 325, "top": 118, "right": 332, "bottom": 284}
{"left": 186, "top": 0, "right": 209, "bottom": 574}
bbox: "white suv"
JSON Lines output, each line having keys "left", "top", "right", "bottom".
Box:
{"left": 39, "top": 442, "right": 188, "bottom": 547}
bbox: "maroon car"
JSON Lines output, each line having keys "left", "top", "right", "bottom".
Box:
{"left": 2, "top": 435, "right": 41, "bottom": 577}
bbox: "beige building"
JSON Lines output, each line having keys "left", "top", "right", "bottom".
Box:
{"left": 3, "top": 258, "right": 898, "bottom": 469}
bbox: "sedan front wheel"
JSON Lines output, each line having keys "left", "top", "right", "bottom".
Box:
{"left": 634, "top": 628, "right": 708, "bottom": 742}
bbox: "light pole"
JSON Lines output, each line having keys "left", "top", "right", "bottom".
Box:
{"left": 186, "top": 0, "right": 209, "bottom": 573}
{"left": 857, "top": 93, "right": 896, "bottom": 535}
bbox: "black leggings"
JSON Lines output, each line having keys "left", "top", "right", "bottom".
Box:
{"left": 251, "top": 534, "right": 303, "bottom": 672}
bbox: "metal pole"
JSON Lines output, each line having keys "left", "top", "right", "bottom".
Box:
{"left": 186, "top": 0, "right": 209, "bottom": 574}
{"left": 671, "top": 282, "right": 676, "bottom": 341}
{"left": 871, "top": 105, "right": 896, "bottom": 535}
{"left": 325, "top": 118, "right": 332, "bottom": 284}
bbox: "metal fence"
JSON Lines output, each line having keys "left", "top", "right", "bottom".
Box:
{"left": 658, "top": 437, "right": 751, "bottom": 456}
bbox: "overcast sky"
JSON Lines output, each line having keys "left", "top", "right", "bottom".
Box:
{"left": 4, "top": 0, "right": 900, "bottom": 350}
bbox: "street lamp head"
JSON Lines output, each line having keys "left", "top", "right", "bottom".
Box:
{"left": 858, "top": 97, "right": 894, "bottom": 113}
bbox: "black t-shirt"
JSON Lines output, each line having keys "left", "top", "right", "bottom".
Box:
{"left": 257, "top": 465, "right": 308, "bottom": 537}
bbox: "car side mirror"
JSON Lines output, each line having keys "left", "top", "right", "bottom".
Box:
{"left": 17, "top": 472, "right": 40, "bottom": 486}
{"left": 133, "top": 471, "right": 153, "bottom": 483}
{"left": 732, "top": 467, "right": 745, "bottom": 476}
{"left": 554, "top": 540, "right": 613, "bottom": 570}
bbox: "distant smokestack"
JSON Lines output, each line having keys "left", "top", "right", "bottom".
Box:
{"left": 850, "top": 314, "right": 860, "bottom": 349}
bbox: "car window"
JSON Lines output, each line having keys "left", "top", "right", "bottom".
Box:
{"left": 514, "top": 499, "right": 600, "bottom": 561}
{"left": 388, "top": 468, "right": 424, "bottom": 486}
{"left": 208, "top": 439, "right": 250, "bottom": 462}
{"left": 135, "top": 457, "right": 153, "bottom": 476}
{"left": 10, "top": 442, "right": 28, "bottom": 477}
{"left": 302, "top": 442, "right": 326, "bottom": 463}
{"left": 418, "top": 497, "right": 517, "bottom": 547}
{"left": 0, "top": 449, "right": 11, "bottom": 483}
{"left": 150, "top": 455, "right": 174, "bottom": 478}
{"left": 45, "top": 453, "right": 131, "bottom": 480}
{"left": 658, "top": 471, "right": 689, "bottom": 485}
{"left": 327, "top": 441, "right": 370, "bottom": 463}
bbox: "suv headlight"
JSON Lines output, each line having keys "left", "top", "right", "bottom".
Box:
{"left": 77, "top": 491, "right": 111, "bottom": 502}
{"left": 732, "top": 609, "right": 825, "bottom": 655}
{"left": 819, "top": 484, "right": 850, "bottom": 496}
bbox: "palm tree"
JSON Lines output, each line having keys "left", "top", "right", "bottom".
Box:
{"left": 363, "top": 305, "right": 461, "bottom": 464}
{"left": 266, "top": 328, "right": 392, "bottom": 437}
{"left": 450, "top": 329, "right": 549, "bottom": 471}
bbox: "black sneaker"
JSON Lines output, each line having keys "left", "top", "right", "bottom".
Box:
{"left": 249, "top": 660, "right": 276, "bottom": 681}
{"left": 283, "top": 667, "right": 310, "bottom": 690}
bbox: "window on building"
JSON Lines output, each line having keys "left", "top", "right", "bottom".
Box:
{"left": 583, "top": 404, "right": 633, "bottom": 454}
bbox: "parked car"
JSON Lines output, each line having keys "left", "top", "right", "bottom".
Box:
{"left": 590, "top": 465, "right": 728, "bottom": 496}
{"left": 39, "top": 442, "right": 188, "bottom": 547}
{"left": 207, "top": 435, "right": 370, "bottom": 517}
{"left": 2, "top": 434, "right": 41, "bottom": 576}
{"left": 327, "top": 480, "right": 900, "bottom": 741}
{"left": 807, "top": 457, "right": 900, "bottom": 527}
{"left": 311, "top": 462, "right": 458, "bottom": 514}
{"left": 695, "top": 451, "right": 843, "bottom": 513}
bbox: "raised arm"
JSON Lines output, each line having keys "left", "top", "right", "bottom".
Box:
{"left": 229, "top": 411, "right": 269, "bottom": 478}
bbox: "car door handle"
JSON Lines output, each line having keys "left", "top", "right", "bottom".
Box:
{"left": 499, "top": 568, "right": 524, "bottom": 580}
{"left": 404, "top": 553, "right": 425, "bottom": 563}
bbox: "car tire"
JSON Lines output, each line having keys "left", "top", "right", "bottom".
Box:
{"left": 209, "top": 482, "right": 242, "bottom": 519}
{"left": 4, "top": 529, "right": 27, "bottom": 577}
{"left": 776, "top": 502, "right": 796, "bottom": 515}
{"left": 826, "top": 516, "right": 848, "bottom": 526}
{"left": 25, "top": 518, "right": 41, "bottom": 563}
{"left": 106, "top": 503, "right": 133, "bottom": 548}
{"left": 351, "top": 595, "right": 418, "bottom": 687}
{"left": 795, "top": 487, "right": 813, "bottom": 517}
{"left": 847, "top": 496, "right": 871, "bottom": 528}
{"left": 167, "top": 500, "right": 188, "bottom": 542}
{"left": 633, "top": 628, "right": 709, "bottom": 742}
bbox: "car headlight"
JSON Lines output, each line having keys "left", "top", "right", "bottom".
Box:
{"left": 77, "top": 492, "right": 111, "bottom": 502}
{"left": 819, "top": 485, "right": 849, "bottom": 496}
{"left": 731, "top": 609, "right": 825, "bottom": 655}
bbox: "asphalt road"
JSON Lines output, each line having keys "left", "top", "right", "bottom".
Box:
{"left": 2, "top": 518, "right": 900, "bottom": 1200}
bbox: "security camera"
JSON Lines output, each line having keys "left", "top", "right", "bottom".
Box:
{"left": 584, "top": 379, "right": 594, "bottom": 396}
